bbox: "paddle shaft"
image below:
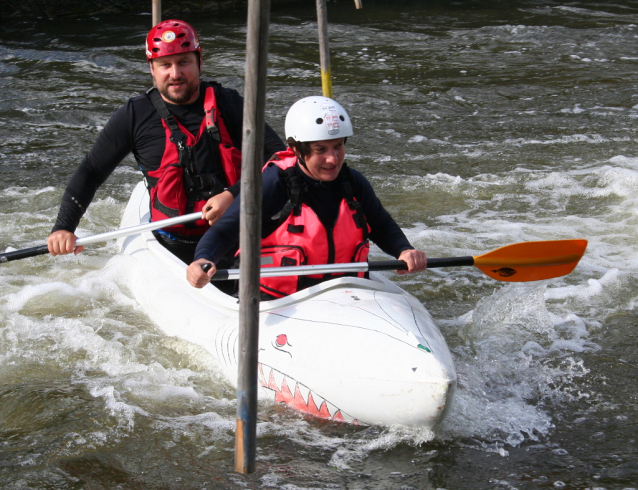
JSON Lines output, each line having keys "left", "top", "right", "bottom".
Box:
{"left": 0, "top": 212, "right": 202, "bottom": 263}
{"left": 209, "top": 257, "right": 475, "bottom": 281}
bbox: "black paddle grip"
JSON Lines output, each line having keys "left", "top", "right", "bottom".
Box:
{"left": 210, "top": 270, "right": 229, "bottom": 281}
{"left": 0, "top": 244, "right": 50, "bottom": 263}
{"left": 201, "top": 262, "right": 230, "bottom": 281}
{"left": 367, "top": 260, "right": 408, "bottom": 271}
{"left": 427, "top": 256, "right": 474, "bottom": 268}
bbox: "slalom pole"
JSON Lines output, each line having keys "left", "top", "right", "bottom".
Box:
{"left": 316, "top": 0, "right": 333, "bottom": 98}
{"left": 235, "top": 0, "right": 271, "bottom": 475}
{"left": 152, "top": 0, "right": 161, "bottom": 26}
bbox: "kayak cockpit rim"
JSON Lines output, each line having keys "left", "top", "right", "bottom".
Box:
{"left": 134, "top": 220, "right": 409, "bottom": 313}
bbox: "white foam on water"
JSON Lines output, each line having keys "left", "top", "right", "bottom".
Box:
{"left": 0, "top": 186, "right": 56, "bottom": 197}
{"left": 89, "top": 385, "right": 150, "bottom": 429}
{"left": 153, "top": 411, "right": 237, "bottom": 450}
{"left": 0, "top": 248, "right": 237, "bottom": 459}
{"left": 3, "top": 281, "right": 87, "bottom": 312}
{"left": 435, "top": 281, "right": 601, "bottom": 446}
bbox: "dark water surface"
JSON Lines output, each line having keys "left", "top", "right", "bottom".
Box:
{"left": 1, "top": 1, "right": 638, "bottom": 489}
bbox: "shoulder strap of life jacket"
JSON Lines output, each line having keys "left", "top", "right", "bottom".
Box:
{"left": 269, "top": 166, "right": 306, "bottom": 231}
{"left": 339, "top": 164, "right": 369, "bottom": 240}
{"left": 147, "top": 87, "right": 188, "bottom": 164}
{"left": 203, "top": 88, "right": 221, "bottom": 143}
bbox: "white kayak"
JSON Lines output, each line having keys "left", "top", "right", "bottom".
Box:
{"left": 117, "top": 182, "right": 456, "bottom": 427}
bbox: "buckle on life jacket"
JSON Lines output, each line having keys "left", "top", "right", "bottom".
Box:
{"left": 192, "top": 173, "right": 225, "bottom": 198}
{"left": 205, "top": 108, "right": 221, "bottom": 142}
{"left": 170, "top": 132, "right": 187, "bottom": 147}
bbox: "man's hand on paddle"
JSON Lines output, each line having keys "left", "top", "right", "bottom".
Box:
{"left": 397, "top": 249, "right": 427, "bottom": 275}
{"left": 202, "top": 190, "right": 234, "bottom": 226}
{"left": 47, "top": 230, "right": 84, "bottom": 256}
{"left": 187, "top": 258, "right": 216, "bottom": 288}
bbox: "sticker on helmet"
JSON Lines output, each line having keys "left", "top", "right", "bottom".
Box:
{"left": 161, "top": 31, "right": 176, "bottom": 43}
{"left": 321, "top": 104, "right": 341, "bottom": 135}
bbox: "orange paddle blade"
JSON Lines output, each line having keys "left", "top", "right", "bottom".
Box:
{"left": 473, "top": 239, "right": 588, "bottom": 282}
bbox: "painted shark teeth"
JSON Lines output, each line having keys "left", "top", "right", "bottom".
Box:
{"left": 295, "top": 382, "right": 311, "bottom": 405}
{"left": 269, "top": 367, "right": 286, "bottom": 393}
{"left": 259, "top": 362, "right": 357, "bottom": 424}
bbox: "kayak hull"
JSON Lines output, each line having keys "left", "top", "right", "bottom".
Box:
{"left": 117, "top": 182, "right": 456, "bottom": 427}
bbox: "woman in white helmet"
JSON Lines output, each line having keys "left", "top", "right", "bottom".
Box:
{"left": 187, "top": 96, "right": 427, "bottom": 297}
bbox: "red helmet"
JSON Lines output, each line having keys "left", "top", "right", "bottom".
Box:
{"left": 145, "top": 19, "right": 202, "bottom": 63}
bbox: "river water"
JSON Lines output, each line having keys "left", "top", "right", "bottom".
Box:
{"left": 1, "top": 1, "right": 638, "bottom": 488}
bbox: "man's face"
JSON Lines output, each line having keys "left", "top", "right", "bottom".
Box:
{"left": 149, "top": 52, "right": 200, "bottom": 105}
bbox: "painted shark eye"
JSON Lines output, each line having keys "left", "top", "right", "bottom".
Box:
{"left": 315, "top": 118, "right": 323, "bottom": 124}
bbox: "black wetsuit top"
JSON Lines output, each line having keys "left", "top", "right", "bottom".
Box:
{"left": 52, "top": 81, "right": 285, "bottom": 233}
{"left": 194, "top": 162, "right": 414, "bottom": 264}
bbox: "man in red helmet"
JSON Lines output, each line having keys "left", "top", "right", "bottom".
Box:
{"left": 47, "top": 19, "right": 285, "bottom": 263}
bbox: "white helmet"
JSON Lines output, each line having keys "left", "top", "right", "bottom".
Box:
{"left": 285, "top": 96, "right": 353, "bottom": 143}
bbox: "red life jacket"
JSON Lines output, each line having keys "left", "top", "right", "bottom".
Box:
{"left": 258, "top": 151, "right": 370, "bottom": 298}
{"left": 145, "top": 84, "right": 242, "bottom": 237}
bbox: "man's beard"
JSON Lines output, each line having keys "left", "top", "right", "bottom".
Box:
{"left": 158, "top": 79, "right": 200, "bottom": 104}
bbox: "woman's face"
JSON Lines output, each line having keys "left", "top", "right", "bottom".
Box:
{"left": 298, "top": 138, "right": 346, "bottom": 182}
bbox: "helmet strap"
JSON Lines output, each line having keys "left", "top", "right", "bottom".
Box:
{"left": 287, "top": 138, "right": 307, "bottom": 169}
{"left": 292, "top": 149, "right": 308, "bottom": 169}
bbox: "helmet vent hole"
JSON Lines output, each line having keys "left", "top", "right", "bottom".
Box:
{"left": 177, "top": 33, "right": 186, "bottom": 38}
{"left": 315, "top": 118, "right": 323, "bottom": 125}
{"left": 339, "top": 115, "right": 345, "bottom": 121}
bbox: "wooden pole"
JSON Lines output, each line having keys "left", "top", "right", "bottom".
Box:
{"left": 152, "top": 0, "right": 161, "bottom": 26}
{"left": 316, "top": 0, "right": 333, "bottom": 98}
{"left": 354, "top": 0, "right": 363, "bottom": 8}
{"left": 235, "top": 0, "right": 271, "bottom": 475}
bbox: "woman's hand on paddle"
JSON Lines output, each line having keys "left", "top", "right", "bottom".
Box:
{"left": 47, "top": 230, "right": 84, "bottom": 256}
{"left": 397, "top": 249, "right": 427, "bottom": 275}
{"left": 203, "top": 191, "right": 234, "bottom": 226}
{"left": 187, "top": 258, "right": 216, "bottom": 288}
